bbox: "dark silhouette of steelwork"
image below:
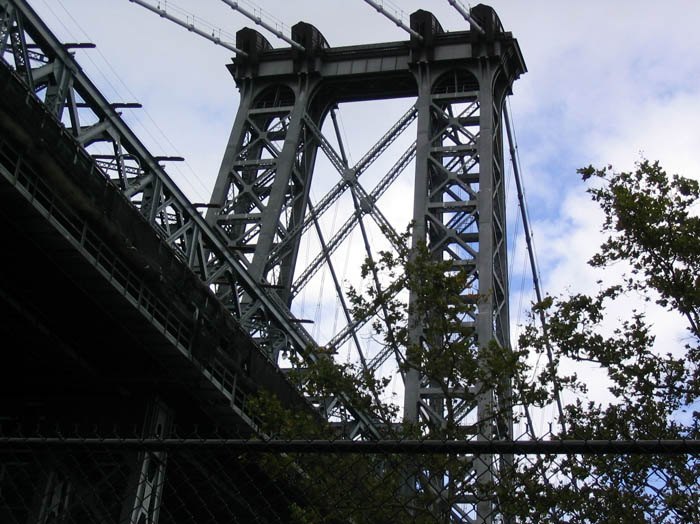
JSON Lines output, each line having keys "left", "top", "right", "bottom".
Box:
{"left": 0, "top": 0, "right": 525, "bottom": 521}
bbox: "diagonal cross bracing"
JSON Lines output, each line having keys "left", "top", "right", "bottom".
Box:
{"left": 264, "top": 103, "right": 417, "bottom": 271}
{"left": 4, "top": 2, "right": 528, "bottom": 521}
{"left": 290, "top": 140, "right": 417, "bottom": 297}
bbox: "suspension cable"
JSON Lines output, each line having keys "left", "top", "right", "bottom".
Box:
{"left": 503, "top": 100, "right": 568, "bottom": 434}
{"left": 360, "top": 0, "right": 423, "bottom": 41}
{"left": 329, "top": 106, "right": 406, "bottom": 380}
{"left": 445, "top": 0, "right": 485, "bottom": 34}
{"left": 49, "top": 0, "right": 212, "bottom": 203}
{"left": 128, "top": 0, "right": 248, "bottom": 56}
{"left": 218, "top": 0, "right": 305, "bottom": 51}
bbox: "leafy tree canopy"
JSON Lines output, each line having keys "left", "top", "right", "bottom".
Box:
{"left": 247, "top": 160, "right": 700, "bottom": 522}
{"left": 510, "top": 160, "right": 700, "bottom": 522}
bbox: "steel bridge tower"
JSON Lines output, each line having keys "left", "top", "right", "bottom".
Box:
{"left": 0, "top": 0, "right": 525, "bottom": 521}
{"left": 207, "top": 5, "right": 525, "bottom": 521}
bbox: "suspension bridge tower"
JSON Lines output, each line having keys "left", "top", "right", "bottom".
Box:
{"left": 0, "top": 0, "right": 526, "bottom": 521}
{"left": 206, "top": 4, "right": 525, "bottom": 521}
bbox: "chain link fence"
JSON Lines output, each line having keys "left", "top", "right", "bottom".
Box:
{"left": 2, "top": 425, "right": 698, "bottom": 523}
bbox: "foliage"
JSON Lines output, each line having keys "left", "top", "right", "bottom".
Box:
{"left": 245, "top": 160, "right": 700, "bottom": 522}
{"left": 347, "top": 234, "right": 541, "bottom": 439}
{"left": 526, "top": 160, "right": 700, "bottom": 435}
{"left": 511, "top": 160, "right": 700, "bottom": 522}
{"left": 247, "top": 230, "right": 537, "bottom": 521}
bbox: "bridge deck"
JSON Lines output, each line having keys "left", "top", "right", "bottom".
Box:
{"left": 0, "top": 58, "right": 311, "bottom": 436}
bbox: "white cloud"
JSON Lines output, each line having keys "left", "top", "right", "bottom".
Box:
{"left": 30, "top": 0, "right": 700, "bottom": 421}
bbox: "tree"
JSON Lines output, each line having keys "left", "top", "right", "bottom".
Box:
{"left": 248, "top": 232, "right": 533, "bottom": 522}
{"left": 346, "top": 235, "right": 539, "bottom": 438}
{"left": 509, "top": 160, "right": 700, "bottom": 522}
{"left": 247, "top": 160, "right": 700, "bottom": 522}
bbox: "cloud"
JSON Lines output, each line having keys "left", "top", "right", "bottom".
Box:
{"left": 32, "top": 0, "right": 700, "bottom": 421}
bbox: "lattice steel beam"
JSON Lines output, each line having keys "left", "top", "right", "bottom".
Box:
{"left": 4, "top": 2, "right": 527, "bottom": 520}
{"left": 0, "top": 0, "right": 382, "bottom": 440}
{"left": 400, "top": 8, "right": 524, "bottom": 523}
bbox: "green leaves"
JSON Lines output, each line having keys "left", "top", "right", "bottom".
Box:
{"left": 582, "top": 160, "right": 700, "bottom": 340}
{"left": 347, "top": 230, "right": 537, "bottom": 440}
{"left": 511, "top": 160, "right": 700, "bottom": 521}
{"left": 247, "top": 159, "right": 700, "bottom": 520}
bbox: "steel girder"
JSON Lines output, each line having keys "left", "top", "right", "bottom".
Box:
{"left": 0, "top": 0, "right": 382, "bottom": 442}
{"left": 207, "top": 78, "right": 415, "bottom": 302}
{"left": 207, "top": 27, "right": 424, "bottom": 429}
{"left": 4, "top": 0, "right": 526, "bottom": 519}
{"left": 401, "top": 13, "right": 524, "bottom": 521}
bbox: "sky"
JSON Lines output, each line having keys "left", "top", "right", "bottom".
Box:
{"left": 28, "top": 0, "right": 700, "bottom": 425}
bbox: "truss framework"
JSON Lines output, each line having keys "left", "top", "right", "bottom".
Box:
{"left": 402, "top": 58, "right": 516, "bottom": 520}
{"left": 207, "top": 9, "right": 525, "bottom": 523}
{"left": 0, "top": 0, "right": 381, "bottom": 441}
{"left": 1, "top": 2, "right": 526, "bottom": 522}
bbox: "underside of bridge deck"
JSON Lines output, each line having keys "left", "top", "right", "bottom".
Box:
{"left": 0, "top": 57, "right": 314, "bottom": 522}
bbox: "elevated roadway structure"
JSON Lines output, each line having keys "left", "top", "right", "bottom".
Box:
{"left": 0, "top": 1, "right": 525, "bottom": 521}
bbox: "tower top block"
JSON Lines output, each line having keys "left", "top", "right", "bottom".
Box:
{"left": 231, "top": 4, "right": 526, "bottom": 102}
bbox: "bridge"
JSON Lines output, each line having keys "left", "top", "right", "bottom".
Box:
{"left": 0, "top": 0, "right": 528, "bottom": 522}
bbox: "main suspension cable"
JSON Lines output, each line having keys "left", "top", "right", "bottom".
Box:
{"left": 504, "top": 99, "right": 568, "bottom": 434}
{"left": 218, "top": 0, "right": 305, "bottom": 51}
{"left": 128, "top": 0, "right": 248, "bottom": 56}
{"left": 445, "top": 0, "right": 485, "bottom": 34}
{"left": 360, "top": 0, "right": 423, "bottom": 41}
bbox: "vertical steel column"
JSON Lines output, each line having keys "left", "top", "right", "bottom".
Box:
{"left": 206, "top": 28, "right": 325, "bottom": 311}
{"left": 403, "top": 61, "right": 432, "bottom": 424}
{"left": 120, "top": 400, "right": 173, "bottom": 524}
{"left": 403, "top": 7, "right": 521, "bottom": 522}
{"left": 204, "top": 27, "right": 329, "bottom": 360}
{"left": 475, "top": 60, "right": 498, "bottom": 524}
{"left": 249, "top": 81, "right": 312, "bottom": 290}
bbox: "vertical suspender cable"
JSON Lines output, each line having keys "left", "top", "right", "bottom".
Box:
{"left": 329, "top": 107, "right": 406, "bottom": 380}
